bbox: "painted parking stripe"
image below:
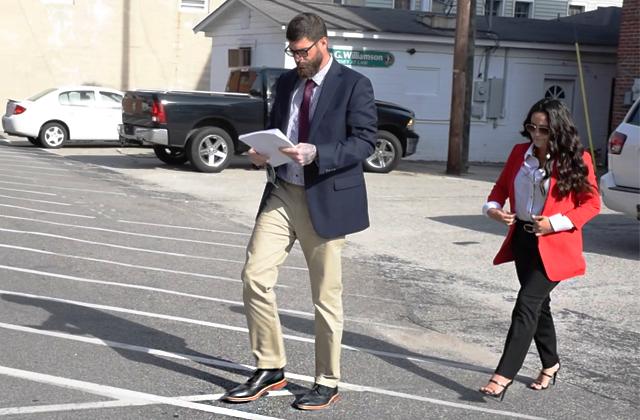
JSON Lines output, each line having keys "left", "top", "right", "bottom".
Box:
{"left": 0, "top": 194, "right": 70, "bottom": 206}
{"left": 0, "top": 186, "right": 57, "bottom": 196}
{"left": 0, "top": 290, "right": 483, "bottom": 371}
{"left": 0, "top": 162, "right": 70, "bottom": 172}
{"left": 118, "top": 219, "right": 252, "bottom": 237}
{"left": 0, "top": 227, "right": 307, "bottom": 270}
{"left": 0, "top": 323, "right": 544, "bottom": 419}
{"left": 0, "top": 366, "right": 283, "bottom": 420}
{"left": 0, "top": 169, "right": 87, "bottom": 179}
{"left": 0, "top": 180, "right": 129, "bottom": 196}
{"left": 0, "top": 264, "right": 419, "bottom": 330}
{"left": 0, "top": 391, "right": 295, "bottom": 416}
{"left": 0, "top": 215, "right": 247, "bottom": 248}
{"left": 0, "top": 204, "right": 95, "bottom": 218}
{"left": 0, "top": 243, "right": 261, "bottom": 286}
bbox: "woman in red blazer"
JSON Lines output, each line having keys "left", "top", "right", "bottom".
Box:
{"left": 479, "top": 99, "right": 600, "bottom": 400}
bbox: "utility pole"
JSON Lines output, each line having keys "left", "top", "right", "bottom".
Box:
{"left": 461, "top": 0, "right": 476, "bottom": 172}
{"left": 447, "top": 0, "right": 472, "bottom": 175}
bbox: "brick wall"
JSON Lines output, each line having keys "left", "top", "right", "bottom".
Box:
{"left": 612, "top": 0, "right": 640, "bottom": 128}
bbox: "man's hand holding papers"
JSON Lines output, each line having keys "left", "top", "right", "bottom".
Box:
{"left": 238, "top": 129, "right": 295, "bottom": 167}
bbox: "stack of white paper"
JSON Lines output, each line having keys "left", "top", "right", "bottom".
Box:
{"left": 238, "top": 128, "right": 295, "bottom": 167}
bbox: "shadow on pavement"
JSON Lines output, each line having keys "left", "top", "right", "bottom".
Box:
{"left": 1, "top": 293, "right": 247, "bottom": 390}
{"left": 428, "top": 214, "right": 639, "bottom": 260}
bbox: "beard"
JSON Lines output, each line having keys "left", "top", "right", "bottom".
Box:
{"left": 296, "top": 52, "right": 323, "bottom": 79}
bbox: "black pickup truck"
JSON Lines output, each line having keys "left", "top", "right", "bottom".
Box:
{"left": 119, "top": 67, "right": 419, "bottom": 173}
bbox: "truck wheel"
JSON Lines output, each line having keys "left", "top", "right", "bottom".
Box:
{"left": 364, "top": 130, "right": 402, "bottom": 173}
{"left": 187, "top": 127, "right": 234, "bottom": 173}
{"left": 153, "top": 145, "right": 188, "bottom": 165}
{"left": 39, "top": 122, "right": 68, "bottom": 149}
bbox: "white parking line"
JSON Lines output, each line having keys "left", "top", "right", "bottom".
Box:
{"left": 0, "top": 180, "right": 129, "bottom": 196}
{"left": 0, "top": 194, "right": 70, "bottom": 206}
{"left": 0, "top": 244, "right": 259, "bottom": 286}
{"left": 0, "top": 215, "right": 246, "bottom": 249}
{"left": 118, "top": 219, "right": 252, "bottom": 237}
{"left": 0, "top": 162, "right": 70, "bottom": 172}
{"left": 0, "top": 204, "right": 95, "bottom": 218}
{"left": 0, "top": 290, "right": 477, "bottom": 370}
{"left": 0, "top": 391, "right": 295, "bottom": 416}
{"left": 0, "top": 366, "right": 283, "bottom": 420}
{"left": 0, "top": 264, "right": 420, "bottom": 330}
{"left": 0, "top": 186, "right": 57, "bottom": 196}
{"left": 0, "top": 227, "right": 307, "bottom": 270}
{"left": 0, "top": 168, "right": 85, "bottom": 179}
{"left": 0, "top": 322, "right": 545, "bottom": 419}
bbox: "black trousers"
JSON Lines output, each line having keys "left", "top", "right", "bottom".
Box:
{"left": 495, "top": 220, "right": 560, "bottom": 379}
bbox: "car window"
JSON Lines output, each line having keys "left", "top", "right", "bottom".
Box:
{"left": 58, "top": 90, "right": 96, "bottom": 106}
{"left": 99, "top": 91, "right": 123, "bottom": 107}
{"left": 28, "top": 88, "right": 56, "bottom": 101}
{"left": 626, "top": 101, "right": 640, "bottom": 126}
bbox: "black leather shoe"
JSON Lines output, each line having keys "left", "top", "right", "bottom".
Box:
{"left": 222, "top": 368, "right": 287, "bottom": 403}
{"left": 293, "top": 384, "right": 340, "bottom": 410}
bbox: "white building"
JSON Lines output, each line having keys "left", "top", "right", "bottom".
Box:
{"left": 195, "top": 0, "right": 620, "bottom": 162}
{"left": 325, "top": 0, "right": 623, "bottom": 19}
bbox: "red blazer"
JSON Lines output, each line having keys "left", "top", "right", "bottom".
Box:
{"left": 488, "top": 142, "right": 600, "bottom": 281}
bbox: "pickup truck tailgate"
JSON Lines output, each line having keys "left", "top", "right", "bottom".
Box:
{"left": 121, "top": 91, "right": 157, "bottom": 127}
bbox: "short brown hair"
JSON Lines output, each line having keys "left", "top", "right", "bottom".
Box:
{"left": 286, "top": 13, "right": 327, "bottom": 42}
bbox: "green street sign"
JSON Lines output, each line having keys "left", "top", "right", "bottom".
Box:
{"left": 329, "top": 48, "right": 395, "bottom": 68}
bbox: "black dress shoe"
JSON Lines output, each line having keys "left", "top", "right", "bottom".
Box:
{"left": 292, "top": 384, "right": 340, "bottom": 410}
{"left": 222, "top": 368, "right": 286, "bottom": 403}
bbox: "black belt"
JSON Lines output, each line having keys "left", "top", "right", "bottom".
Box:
{"left": 515, "top": 218, "right": 536, "bottom": 234}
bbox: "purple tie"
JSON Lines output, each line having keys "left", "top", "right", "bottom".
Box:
{"left": 298, "top": 79, "right": 316, "bottom": 143}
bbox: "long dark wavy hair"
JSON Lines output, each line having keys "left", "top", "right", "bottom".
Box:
{"left": 520, "top": 98, "right": 593, "bottom": 197}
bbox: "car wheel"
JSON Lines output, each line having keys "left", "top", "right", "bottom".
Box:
{"left": 27, "top": 137, "right": 41, "bottom": 146}
{"left": 186, "top": 127, "right": 234, "bottom": 173}
{"left": 153, "top": 145, "right": 188, "bottom": 165}
{"left": 364, "top": 130, "right": 402, "bottom": 173}
{"left": 39, "top": 122, "right": 67, "bottom": 149}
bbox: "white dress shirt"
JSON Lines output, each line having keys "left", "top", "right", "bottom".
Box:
{"left": 483, "top": 143, "right": 574, "bottom": 232}
{"left": 278, "top": 56, "right": 333, "bottom": 186}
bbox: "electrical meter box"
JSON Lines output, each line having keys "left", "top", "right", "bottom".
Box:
{"left": 474, "top": 78, "right": 504, "bottom": 118}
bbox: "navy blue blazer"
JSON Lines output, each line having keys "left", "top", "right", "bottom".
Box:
{"left": 260, "top": 61, "right": 377, "bottom": 238}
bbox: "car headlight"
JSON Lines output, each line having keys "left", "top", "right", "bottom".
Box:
{"left": 406, "top": 118, "right": 414, "bottom": 130}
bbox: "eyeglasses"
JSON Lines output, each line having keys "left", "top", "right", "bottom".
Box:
{"left": 284, "top": 40, "right": 318, "bottom": 58}
{"left": 525, "top": 123, "right": 551, "bottom": 136}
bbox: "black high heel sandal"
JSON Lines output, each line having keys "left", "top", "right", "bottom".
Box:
{"left": 479, "top": 379, "right": 513, "bottom": 401}
{"left": 530, "top": 364, "right": 560, "bottom": 390}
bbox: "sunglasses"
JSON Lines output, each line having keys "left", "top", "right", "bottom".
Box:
{"left": 284, "top": 40, "right": 318, "bottom": 59}
{"left": 525, "top": 123, "right": 551, "bottom": 136}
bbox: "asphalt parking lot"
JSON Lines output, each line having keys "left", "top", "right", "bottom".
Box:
{"left": 0, "top": 135, "right": 637, "bottom": 419}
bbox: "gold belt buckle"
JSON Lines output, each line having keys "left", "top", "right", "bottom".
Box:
{"left": 523, "top": 223, "right": 535, "bottom": 233}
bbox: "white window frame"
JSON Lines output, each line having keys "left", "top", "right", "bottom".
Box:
{"left": 513, "top": 0, "right": 533, "bottom": 18}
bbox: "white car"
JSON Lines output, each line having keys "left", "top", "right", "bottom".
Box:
{"left": 600, "top": 97, "right": 640, "bottom": 220}
{"left": 2, "top": 86, "right": 124, "bottom": 148}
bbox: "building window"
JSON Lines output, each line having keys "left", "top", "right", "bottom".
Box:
{"left": 179, "top": 0, "right": 206, "bottom": 12}
{"left": 484, "top": 0, "right": 501, "bottom": 16}
{"left": 228, "top": 47, "right": 251, "bottom": 68}
{"left": 394, "top": 0, "right": 412, "bottom": 8}
{"left": 545, "top": 85, "right": 566, "bottom": 101}
{"left": 568, "top": 5, "right": 585, "bottom": 16}
{"left": 514, "top": 1, "right": 531, "bottom": 18}
{"left": 432, "top": 0, "right": 454, "bottom": 14}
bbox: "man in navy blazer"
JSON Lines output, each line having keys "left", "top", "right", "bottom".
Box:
{"left": 222, "top": 12, "right": 377, "bottom": 411}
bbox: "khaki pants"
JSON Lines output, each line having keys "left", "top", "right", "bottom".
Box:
{"left": 241, "top": 180, "right": 345, "bottom": 388}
